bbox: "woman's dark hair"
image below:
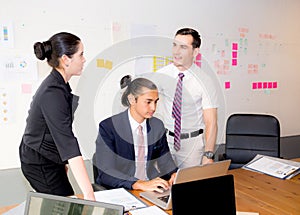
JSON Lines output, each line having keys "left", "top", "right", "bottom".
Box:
{"left": 121, "top": 77, "right": 157, "bottom": 107}
{"left": 120, "top": 75, "right": 132, "bottom": 89}
{"left": 175, "top": 28, "right": 201, "bottom": 48}
{"left": 33, "top": 32, "right": 81, "bottom": 68}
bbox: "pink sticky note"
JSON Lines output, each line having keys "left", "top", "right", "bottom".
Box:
{"left": 221, "top": 50, "right": 225, "bottom": 57}
{"left": 268, "top": 82, "right": 273, "bottom": 88}
{"left": 232, "top": 43, "right": 238, "bottom": 50}
{"left": 195, "top": 61, "right": 201, "bottom": 67}
{"left": 232, "top": 51, "right": 237, "bottom": 58}
{"left": 252, "top": 82, "right": 257, "bottom": 89}
{"left": 263, "top": 82, "right": 268, "bottom": 89}
{"left": 225, "top": 81, "right": 230, "bottom": 89}
{"left": 273, "top": 82, "right": 278, "bottom": 88}
{"left": 257, "top": 82, "right": 262, "bottom": 89}
{"left": 22, "top": 83, "right": 32, "bottom": 94}
{"left": 232, "top": 59, "right": 237, "bottom": 66}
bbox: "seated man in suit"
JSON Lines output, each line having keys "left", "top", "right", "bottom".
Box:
{"left": 94, "top": 77, "right": 177, "bottom": 193}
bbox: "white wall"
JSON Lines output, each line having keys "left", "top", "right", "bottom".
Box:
{"left": 1, "top": 0, "right": 300, "bottom": 169}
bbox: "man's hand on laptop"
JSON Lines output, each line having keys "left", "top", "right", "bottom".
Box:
{"left": 132, "top": 177, "right": 170, "bottom": 192}
{"left": 168, "top": 172, "right": 177, "bottom": 186}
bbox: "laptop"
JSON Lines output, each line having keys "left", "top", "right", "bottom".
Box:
{"left": 24, "top": 191, "right": 124, "bottom": 215}
{"left": 139, "top": 159, "right": 231, "bottom": 210}
{"left": 171, "top": 174, "right": 236, "bottom": 215}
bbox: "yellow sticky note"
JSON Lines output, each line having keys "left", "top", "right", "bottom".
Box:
{"left": 97, "top": 59, "right": 113, "bottom": 70}
{"left": 104, "top": 60, "right": 113, "bottom": 70}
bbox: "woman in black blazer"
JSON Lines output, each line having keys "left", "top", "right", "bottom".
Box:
{"left": 19, "top": 32, "right": 95, "bottom": 201}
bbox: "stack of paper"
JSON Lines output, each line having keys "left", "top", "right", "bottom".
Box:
{"left": 94, "top": 188, "right": 146, "bottom": 211}
{"left": 129, "top": 205, "right": 168, "bottom": 215}
{"left": 237, "top": 212, "right": 259, "bottom": 215}
{"left": 243, "top": 154, "right": 300, "bottom": 179}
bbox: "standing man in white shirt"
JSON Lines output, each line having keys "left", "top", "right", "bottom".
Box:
{"left": 153, "top": 28, "right": 219, "bottom": 168}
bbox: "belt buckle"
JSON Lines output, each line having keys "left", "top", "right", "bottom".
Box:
{"left": 180, "top": 133, "right": 189, "bottom": 139}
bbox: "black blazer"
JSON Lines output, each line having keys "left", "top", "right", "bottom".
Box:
{"left": 20, "top": 69, "right": 81, "bottom": 165}
{"left": 95, "top": 110, "right": 178, "bottom": 189}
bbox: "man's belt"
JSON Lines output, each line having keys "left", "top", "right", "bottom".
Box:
{"left": 167, "top": 129, "right": 203, "bottom": 139}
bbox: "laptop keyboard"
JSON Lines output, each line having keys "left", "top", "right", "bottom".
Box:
{"left": 158, "top": 195, "right": 170, "bottom": 203}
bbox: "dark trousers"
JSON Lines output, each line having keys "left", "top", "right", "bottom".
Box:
{"left": 20, "top": 143, "right": 74, "bottom": 196}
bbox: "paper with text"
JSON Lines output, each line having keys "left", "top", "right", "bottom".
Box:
{"left": 94, "top": 188, "right": 146, "bottom": 211}
{"left": 129, "top": 205, "right": 168, "bottom": 215}
{"left": 243, "top": 155, "right": 300, "bottom": 179}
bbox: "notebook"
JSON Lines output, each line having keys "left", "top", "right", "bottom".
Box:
{"left": 171, "top": 174, "right": 236, "bottom": 215}
{"left": 139, "top": 159, "right": 231, "bottom": 210}
{"left": 24, "top": 191, "right": 124, "bottom": 215}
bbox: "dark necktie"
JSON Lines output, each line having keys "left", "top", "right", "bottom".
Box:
{"left": 172, "top": 73, "right": 184, "bottom": 151}
{"left": 136, "top": 125, "right": 146, "bottom": 180}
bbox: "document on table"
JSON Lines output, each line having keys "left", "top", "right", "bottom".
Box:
{"left": 94, "top": 188, "right": 147, "bottom": 211}
{"left": 129, "top": 205, "right": 168, "bottom": 215}
{"left": 236, "top": 212, "right": 259, "bottom": 215}
{"left": 243, "top": 154, "right": 300, "bottom": 179}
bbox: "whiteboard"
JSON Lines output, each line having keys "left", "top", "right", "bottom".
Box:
{"left": 0, "top": 0, "right": 300, "bottom": 169}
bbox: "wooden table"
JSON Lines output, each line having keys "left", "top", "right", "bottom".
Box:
{"left": 1, "top": 158, "right": 300, "bottom": 215}
{"left": 131, "top": 171, "right": 300, "bottom": 215}
{"left": 133, "top": 158, "right": 300, "bottom": 215}
{"left": 230, "top": 165, "right": 300, "bottom": 214}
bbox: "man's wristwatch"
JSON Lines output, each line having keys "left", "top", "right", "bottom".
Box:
{"left": 203, "top": 151, "right": 215, "bottom": 159}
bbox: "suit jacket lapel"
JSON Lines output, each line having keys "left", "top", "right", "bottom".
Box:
{"left": 112, "top": 110, "right": 135, "bottom": 158}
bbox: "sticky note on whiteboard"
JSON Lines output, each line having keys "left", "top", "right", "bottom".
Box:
{"left": 225, "top": 81, "right": 230, "bottom": 89}
{"left": 232, "top": 43, "right": 238, "bottom": 50}
{"left": 96, "top": 59, "right": 113, "bottom": 70}
{"left": 232, "top": 59, "right": 237, "bottom": 66}
{"left": 21, "top": 83, "right": 32, "bottom": 94}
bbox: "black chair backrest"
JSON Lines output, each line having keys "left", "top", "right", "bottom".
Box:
{"left": 225, "top": 113, "right": 280, "bottom": 169}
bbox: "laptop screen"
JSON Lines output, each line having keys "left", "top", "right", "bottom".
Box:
{"left": 24, "top": 192, "right": 124, "bottom": 215}
{"left": 171, "top": 174, "right": 236, "bottom": 215}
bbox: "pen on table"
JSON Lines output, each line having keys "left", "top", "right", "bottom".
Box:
{"left": 124, "top": 206, "right": 137, "bottom": 215}
{"left": 129, "top": 205, "right": 137, "bottom": 210}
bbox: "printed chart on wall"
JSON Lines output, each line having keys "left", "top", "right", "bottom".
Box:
{"left": 0, "top": 21, "right": 14, "bottom": 48}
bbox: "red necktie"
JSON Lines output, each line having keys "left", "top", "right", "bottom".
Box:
{"left": 172, "top": 73, "right": 184, "bottom": 151}
{"left": 136, "top": 125, "right": 146, "bottom": 180}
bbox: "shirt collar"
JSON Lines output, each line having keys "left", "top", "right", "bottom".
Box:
{"left": 171, "top": 63, "right": 196, "bottom": 79}
{"left": 127, "top": 110, "right": 146, "bottom": 132}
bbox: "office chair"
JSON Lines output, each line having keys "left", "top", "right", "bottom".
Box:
{"left": 220, "top": 113, "right": 280, "bottom": 169}
{"left": 91, "top": 154, "right": 107, "bottom": 191}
